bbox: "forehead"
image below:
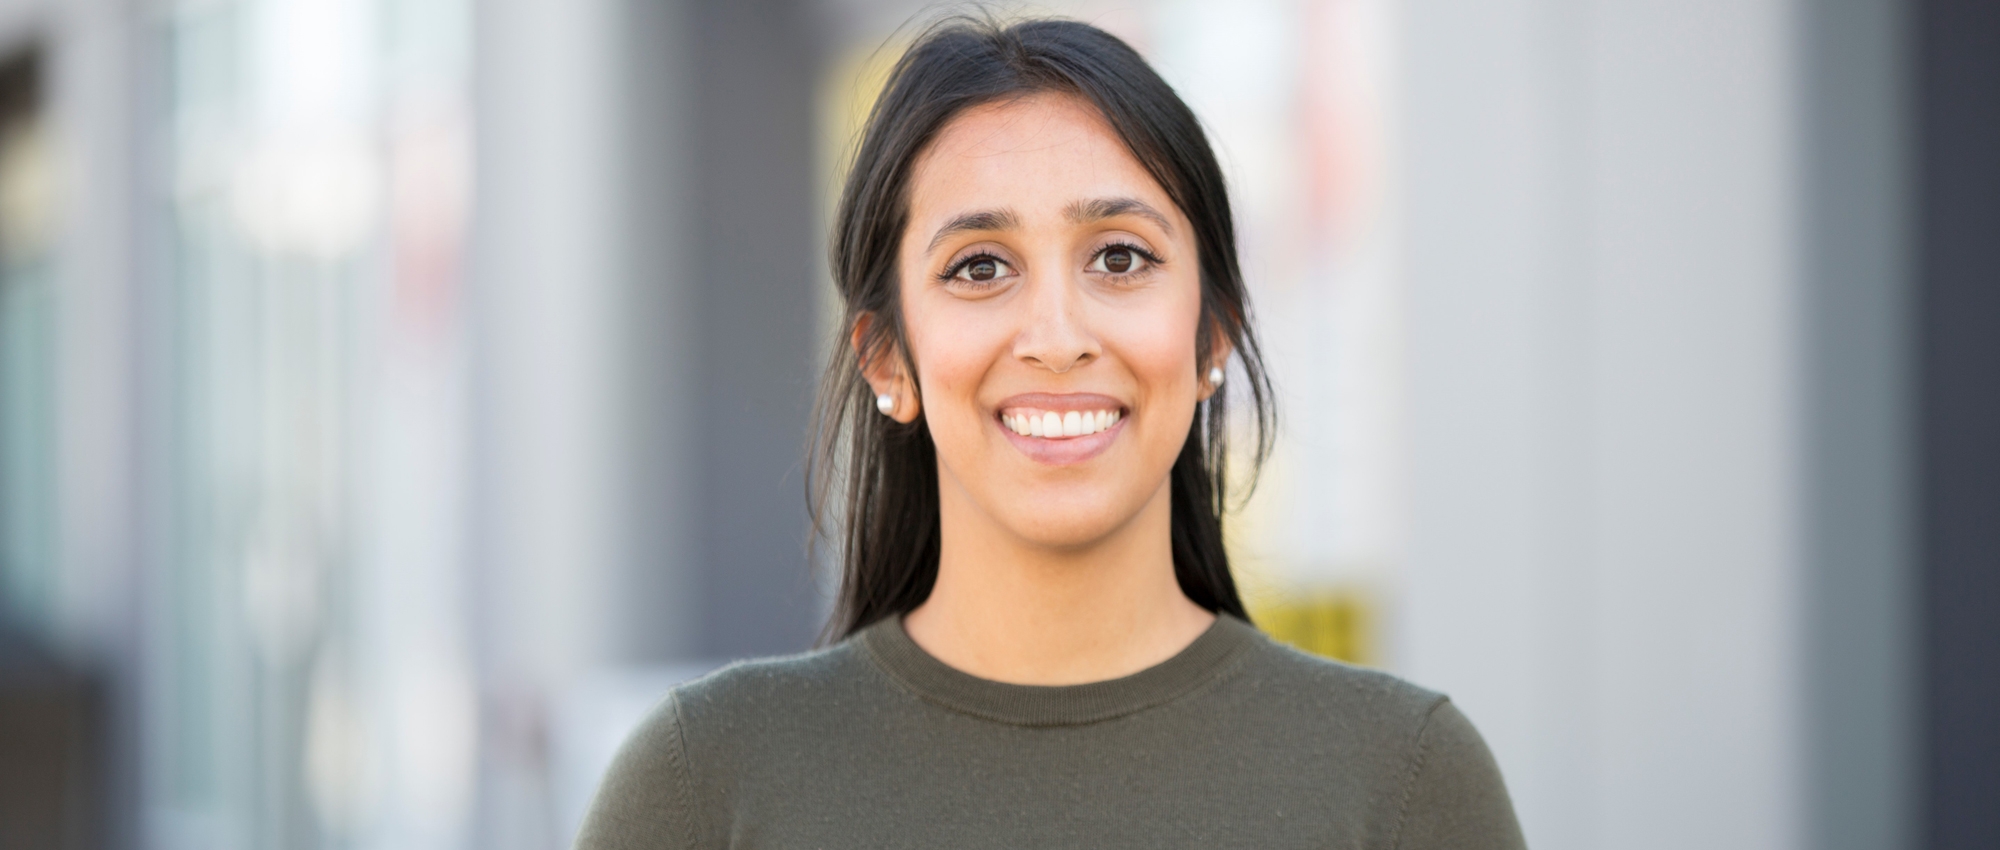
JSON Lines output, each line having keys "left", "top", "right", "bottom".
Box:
{"left": 906, "top": 92, "right": 1179, "bottom": 228}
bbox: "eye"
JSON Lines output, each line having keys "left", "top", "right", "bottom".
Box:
{"left": 1089, "top": 244, "right": 1156, "bottom": 276}
{"left": 946, "top": 253, "right": 1012, "bottom": 284}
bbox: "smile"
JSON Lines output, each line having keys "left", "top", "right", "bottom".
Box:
{"left": 999, "top": 408, "right": 1121, "bottom": 438}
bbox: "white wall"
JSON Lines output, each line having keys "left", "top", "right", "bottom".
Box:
{"left": 1399, "top": 1, "right": 1840, "bottom": 847}
{"left": 473, "top": 0, "right": 635, "bottom": 687}
{"left": 472, "top": 1, "right": 706, "bottom": 843}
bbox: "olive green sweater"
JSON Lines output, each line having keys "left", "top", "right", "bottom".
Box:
{"left": 574, "top": 614, "right": 1525, "bottom": 849}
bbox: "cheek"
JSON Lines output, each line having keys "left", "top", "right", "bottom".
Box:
{"left": 1119, "top": 320, "right": 1199, "bottom": 385}
{"left": 900, "top": 286, "right": 1004, "bottom": 421}
{"left": 1099, "top": 282, "right": 1204, "bottom": 390}
{"left": 911, "top": 335, "right": 990, "bottom": 409}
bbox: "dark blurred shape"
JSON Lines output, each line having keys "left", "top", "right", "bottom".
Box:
{"left": 625, "top": 0, "right": 825, "bottom": 661}
{"left": 0, "top": 42, "right": 92, "bottom": 850}
{"left": 685, "top": 0, "right": 823, "bottom": 658}
{"left": 687, "top": 0, "right": 824, "bottom": 658}
{"left": 1919, "top": 1, "right": 2000, "bottom": 848}
{"left": 0, "top": 625, "right": 102, "bottom": 850}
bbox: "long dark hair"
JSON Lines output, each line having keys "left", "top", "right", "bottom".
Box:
{"left": 809, "top": 16, "right": 1276, "bottom": 640}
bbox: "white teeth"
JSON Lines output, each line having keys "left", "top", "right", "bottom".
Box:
{"left": 1002, "top": 408, "right": 1122, "bottom": 438}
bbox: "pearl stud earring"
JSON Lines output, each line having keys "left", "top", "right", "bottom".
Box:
{"left": 1208, "top": 366, "right": 1226, "bottom": 387}
{"left": 876, "top": 393, "right": 895, "bottom": 415}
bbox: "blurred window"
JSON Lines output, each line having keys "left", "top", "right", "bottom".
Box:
{"left": 0, "top": 50, "right": 52, "bottom": 637}
{"left": 151, "top": 1, "right": 474, "bottom": 847}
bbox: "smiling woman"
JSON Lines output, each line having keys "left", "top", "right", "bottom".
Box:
{"left": 825, "top": 42, "right": 1273, "bottom": 650}
{"left": 877, "top": 90, "right": 1235, "bottom": 684}
{"left": 574, "top": 17, "right": 1524, "bottom": 849}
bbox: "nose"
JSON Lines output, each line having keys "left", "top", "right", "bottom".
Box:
{"left": 1012, "top": 266, "right": 1100, "bottom": 373}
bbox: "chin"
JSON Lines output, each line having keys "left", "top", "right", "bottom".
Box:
{"left": 997, "top": 500, "right": 1144, "bottom": 550}
{"left": 949, "top": 457, "right": 1174, "bottom": 551}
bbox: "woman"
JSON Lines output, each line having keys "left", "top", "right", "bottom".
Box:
{"left": 577, "top": 17, "right": 1523, "bottom": 849}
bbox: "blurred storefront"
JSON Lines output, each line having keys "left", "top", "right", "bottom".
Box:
{"left": 0, "top": 0, "right": 1990, "bottom": 849}
{"left": 157, "top": 0, "right": 477, "bottom": 847}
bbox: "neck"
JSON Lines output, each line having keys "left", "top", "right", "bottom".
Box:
{"left": 902, "top": 473, "right": 1216, "bottom": 685}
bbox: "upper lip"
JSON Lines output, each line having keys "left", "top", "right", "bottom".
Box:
{"left": 994, "top": 392, "right": 1126, "bottom": 413}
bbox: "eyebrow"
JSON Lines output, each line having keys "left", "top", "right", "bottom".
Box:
{"left": 923, "top": 197, "right": 1177, "bottom": 254}
{"left": 926, "top": 209, "right": 1021, "bottom": 253}
{"left": 1066, "top": 197, "right": 1174, "bottom": 234}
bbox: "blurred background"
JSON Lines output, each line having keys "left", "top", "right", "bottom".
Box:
{"left": 0, "top": 0, "right": 1992, "bottom": 848}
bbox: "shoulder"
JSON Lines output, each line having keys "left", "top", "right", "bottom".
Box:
{"left": 1392, "top": 697, "right": 1526, "bottom": 849}
{"left": 574, "top": 641, "right": 882, "bottom": 850}
{"left": 1226, "top": 636, "right": 1524, "bottom": 850}
{"left": 1228, "top": 628, "right": 1449, "bottom": 736}
{"left": 649, "top": 640, "right": 894, "bottom": 778}
{"left": 1221, "top": 629, "right": 1523, "bottom": 848}
{"left": 1231, "top": 631, "right": 1510, "bottom": 772}
{"left": 600, "top": 640, "right": 871, "bottom": 756}
{"left": 573, "top": 688, "right": 698, "bottom": 850}
{"left": 667, "top": 640, "right": 879, "bottom": 728}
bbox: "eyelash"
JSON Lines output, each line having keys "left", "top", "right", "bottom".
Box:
{"left": 1090, "top": 241, "right": 1164, "bottom": 278}
{"left": 935, "top": 242, "right": 1166, "bottom": 285}
{"left": 937, "top": 252, "right": 1008, "bottom": 284}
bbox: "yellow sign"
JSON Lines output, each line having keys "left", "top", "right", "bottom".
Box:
{"left": 1250, "top": 588, "right": 1377, "bottom": 666}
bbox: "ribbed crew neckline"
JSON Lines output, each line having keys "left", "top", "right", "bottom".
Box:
{"left": 858, "top": 613, "right": 1259, "bottom": 727}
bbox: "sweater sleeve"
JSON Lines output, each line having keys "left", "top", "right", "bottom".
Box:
{"left": 573, "top": 692, "right": 704, "bottom": 850}
{"left": 1389, "top": 698, "right": 1527, "bottom": 850}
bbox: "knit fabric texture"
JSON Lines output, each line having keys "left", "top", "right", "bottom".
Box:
{"left": 573, "top": 615, "right": 1525, "bottom": 850}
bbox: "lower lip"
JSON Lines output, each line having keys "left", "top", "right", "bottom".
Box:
{"left": 997, "top": 414, "right": 1126, "bottom": 465}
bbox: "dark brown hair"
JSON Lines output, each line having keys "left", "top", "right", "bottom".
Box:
{"left": 810, "top": 16, "right": 1275, "bottom": 640}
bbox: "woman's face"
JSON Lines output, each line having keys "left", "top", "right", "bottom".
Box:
{"left": 875, "top": 92, "right": 1218, "bottom": 550}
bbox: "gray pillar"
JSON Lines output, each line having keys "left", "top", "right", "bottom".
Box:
{"left": 1404, "top": 0, "right": 1916, "bottom": 847}
{"left": 664, "top": 0, "right": 825, "bottom": 660}
{"left": 1802, "top": 0, "right": 1915, "bottom": 848}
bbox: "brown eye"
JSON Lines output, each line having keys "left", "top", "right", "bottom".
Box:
{"left": 1103, "top": 248, "right": 1133, "bottom": 273}
{"left": 950, "top": 254, "right": 1011, "bottom": 284}
{"left": 1090, "top": 245, "right": 1152, "bottom": 276}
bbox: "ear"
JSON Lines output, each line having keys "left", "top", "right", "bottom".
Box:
{"left": 1198, "top": 327, "right": 1235, "bottom": 402}
{"left": 852, "top": 312, "right": 923, "bottom": 424}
